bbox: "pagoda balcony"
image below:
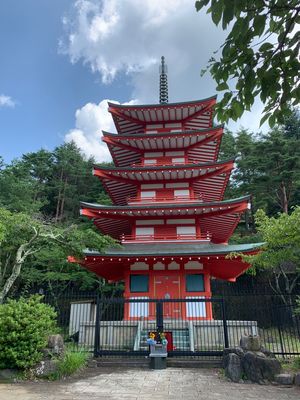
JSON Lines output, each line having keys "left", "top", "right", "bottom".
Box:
{"left": 127, "top": 194, "right": 203, "bottom": 205}
{"left": 120, "top": 233, "right": 211, "bottom": 244}
{"left": 132, "top": 157, "right": 193, "bottom": 167}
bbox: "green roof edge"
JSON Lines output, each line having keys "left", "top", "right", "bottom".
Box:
{"left": 101, "top": 125, "right": 224, "bottom": 138}
{"left": 93, "top": 158, "right": 235, "bottom": 171}
{"left": 83, "top": 242, "right": 264, "bottom": 257}
{"left": 80, "top": 195, "right": 250, "bottom": 211}
{"left": 107, "top": 96, "right": 217, "bottom": 109}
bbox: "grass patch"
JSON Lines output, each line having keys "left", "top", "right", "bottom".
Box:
{"left": 49, "top": 349, "right": 89, "bottom": 380}
{"left": 281, "top": 357, "right": 300, "bottom": 373}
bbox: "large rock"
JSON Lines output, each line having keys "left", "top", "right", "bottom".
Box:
{"left": 242, "top": 351, "right": 281, "bottom": 383}
{"left": 48, "top": 334, "right": 64, "bottom": 355}
{"left": 0, "top": 369, "right": 19, "bottom": 382}
{"left": 223, "top": 347, "right": 244, "bottom": 358}
{"left": 240, "top": 335, "right": 261, "bottom": 352}
{"left": 294, "top": 372, "right": 300, "bottom": 386}
{"left": 275, "top": 373, "right": 294, "bottom": 385}
{"left": 224, "top": 353, "right": 242, "bottom": 383}
{"left": 34, "top": 359, "right": 58, "bottom": 377}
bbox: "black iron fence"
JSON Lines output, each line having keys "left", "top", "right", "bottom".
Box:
{"left": 40, "top": 291, "right": 300, "bottom": 358}
{"left": 93, "top": 297, "right": 229, "bottom": 357}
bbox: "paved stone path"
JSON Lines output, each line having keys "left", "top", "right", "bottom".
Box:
{"left": 0, "top": 368, "right": 299, "bottom": 400}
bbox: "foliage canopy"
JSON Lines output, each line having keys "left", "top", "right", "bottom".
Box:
{"left": 239, "top": 207, "right": 300, "bottom": 302}
{"left": 196, "top": 0, "right": 300, "bottom": 127}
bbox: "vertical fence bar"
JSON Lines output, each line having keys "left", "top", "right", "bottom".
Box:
{"left": 221, "top": 299, "right": 229, "bottom": 349}
{"left": 156, "top": 301, "right": 163, "bottom": 332}
{"left": 93, "top": 294, "right": 100, "bottom": 357}
{"left": 277, "top": 314, "right": 285, "bottom": 357}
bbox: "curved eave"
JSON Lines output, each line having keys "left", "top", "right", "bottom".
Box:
{"left": 80, "top": 195, "right": 250, "bottom": 212}
{"left": 71, "top": 242, "right": 263, "bottom": 282}
{"left": 93, "top": 158, "right": 234, "bottom": 173}
{"left": 102, "top": 125, "right": 224, "bottom": 139}
{"left": 107, "top": 96, "right": 217, "bottom": 110}
{"left": 82, "top": 242, "right": 264, "bottom": 257}
{"left": 80, "top": 196, "right": 250, "bottom": 243}
{"left": 92, "top": 159, "right": 234, "bottom": 205}
{"left": 103, "top": 128, "right": 224, "bottom": 167}
{"left": 108, "top": 97, "right": 216, "bottom": 135}
{"left": 102, "top": 126, "right": 224, "bottom": 167}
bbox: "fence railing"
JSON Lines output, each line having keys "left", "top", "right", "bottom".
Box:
{"left": 39, "top": 292, "right": 300, "bottom": 358}
{"left": 120, "top": 233, "right": 211, "bottom": 243}
{"left": 93, "top": 297, "right": 229, "bottom": 357}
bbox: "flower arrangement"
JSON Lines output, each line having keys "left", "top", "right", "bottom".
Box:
{"left": 146, "top": 331, "right": 168, "bottom": 346}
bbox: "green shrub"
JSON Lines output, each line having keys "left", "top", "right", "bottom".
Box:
{"left": 0, "top": 295, "right": 57, "bottom": 369}
{"left": 292, "top": 357, "right": 300, "bottom": 370}
{"left": 50, "top": 349, "right": 88, "bottom": 380}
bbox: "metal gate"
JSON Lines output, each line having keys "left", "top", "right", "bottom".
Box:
{"left": 93, "top": 297, "right": 230, "bottom": 357}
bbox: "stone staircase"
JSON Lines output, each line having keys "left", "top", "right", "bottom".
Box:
{"left": 136, "top": 327, "right": 191, "bottom": 351}
{"left": 172, "top": 329, "right": 190, "bottom": 351}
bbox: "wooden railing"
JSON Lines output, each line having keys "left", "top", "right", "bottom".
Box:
{"left": 132, "top": 157, "right": 194, "bottom": 167}
{"left": 127, "top": 194, "right": 203, "bottom": 204}
{"left": 121, "top": 233, "right": 211, "bottom": 243}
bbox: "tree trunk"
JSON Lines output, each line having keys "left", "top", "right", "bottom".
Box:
{"left": 280, "top": 181, "right": 288, "bottom": 213}
{"left": 0, "top": 244, "right": 26, "bottom": 304}
{"left": 59, "top": 177, "right": 68, "bottom": 221}
{"left": 55, "top": 168, "right": 64, "bottom": 223}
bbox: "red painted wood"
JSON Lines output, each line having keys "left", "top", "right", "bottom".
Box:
{"left": 74, "top": 95, "right": 261, "bottom": 323}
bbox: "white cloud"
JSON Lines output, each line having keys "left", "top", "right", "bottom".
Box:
{"left": 63, "top": 0, "right": 266, "bottom": 160}
{"left": 0, "top": 94, "right": 15, "bottom": 108}
{"left": 61, "top": 0, "right": 225, "bottom": 102}
{"left": 65, "top": 98, "right": 138, "bottom": 162}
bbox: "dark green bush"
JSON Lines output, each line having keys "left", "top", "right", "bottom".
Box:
{"left": 0, "top": 295, "right": 57, "bottom": 369}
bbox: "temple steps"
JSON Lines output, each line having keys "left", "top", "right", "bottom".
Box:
{"left": 138, "top": 328, "right": 191, "bottom": 351}
{"left": 90, "top": 357, "right": 222, "bottom": 369}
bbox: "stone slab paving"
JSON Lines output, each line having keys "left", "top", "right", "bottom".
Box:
{"left": 0, "top": 368, "right": 299, "bottom": 400}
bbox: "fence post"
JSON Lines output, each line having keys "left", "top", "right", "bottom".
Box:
{"left": 94, "top": 294, "right": 100, "bottom": 357}
{"left": 276, "top": 310, "right": 285, "bottom": 357}
{"left": 156, "top": 301, "right": 163, "bottom": 332}
{"left": 221, "top": 299, "right": 229, "bottom": 349}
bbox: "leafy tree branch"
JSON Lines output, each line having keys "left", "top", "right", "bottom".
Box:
{"left": 195, "top": 0, "right": 300, "bottom": 126}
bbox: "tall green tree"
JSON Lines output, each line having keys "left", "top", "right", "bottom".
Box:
{"left": 238, "top": 208, "right": 300, "bottom": 304}
{"left": 220, "top": 110, "right": 300, "bottom": 215}
{"left": 47, "top": 142, "right": 107, "bottom": 222}
{"left": 0, "top": 143, "right": 108, "bottom": 221}
{"left": 0, "top": 159, "right": 42, "bottom": 213}
{"left": 196, "top": 0, "right": 300, "bottom": 126}
{"left": 0, "top": 207, "right": 115, "bottom": 303}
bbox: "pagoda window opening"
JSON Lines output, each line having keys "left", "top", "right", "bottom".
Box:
{"left": 174, "top": 189, "right": 190, "bottom": 199}
{"left": 186, "top": 274, "right": 205, "bottom": 292}
{"left": 130, "top": 274, "right": 149, "bottom": 293}
{"left": 143, "top": 159, "right": 157, "bottom": 165}
{"left": 144, "top": 152, "right": 164, "bottom": 158}
{"left": 140, "top": 190, "right": 156, "bottom": 200}
{"left": 176, "top": 225, "right": 196, "bottom": 239}
{"left": 135, "top": 227, "right": 154, "bottom": 238}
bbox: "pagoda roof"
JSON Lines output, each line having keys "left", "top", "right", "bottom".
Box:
{"left": 102, "top": 126, "right": 224, "bottom": 167}
{"left": 84, "top": 242, "right": 263, "bottom": 257}
{"left": 108, "top": 97, "right": 216, "bottom": 135}
{"left": 93, "top": 159, "right": 234, "bottom": 205}
{"left": 72, "top": 242, "right": 263, "bottom": 282}
{"left": 80, "top": 196, "right": 250, "bottom": 244}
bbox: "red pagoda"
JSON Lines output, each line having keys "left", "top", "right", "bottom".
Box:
{"left": 72, "top": 57, "right": 261, "bottom": 320}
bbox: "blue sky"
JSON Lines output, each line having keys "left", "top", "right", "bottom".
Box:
{"left": 0, "top": 1, "right": 264, "bottom": 164}
{"left": 0, "top": 0, "right": 132, "bottom": 162}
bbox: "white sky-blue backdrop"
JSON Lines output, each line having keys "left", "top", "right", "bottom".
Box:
{"left": 0, "top": 0, "right": 264, "bottom": 163}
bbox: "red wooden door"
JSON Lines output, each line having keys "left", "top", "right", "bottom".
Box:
{"left": 154, "top": 275, "right": 181, "bottom": 318}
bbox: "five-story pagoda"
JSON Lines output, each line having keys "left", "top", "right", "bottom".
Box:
{"left": 71, "top": 57, "right": 262, "bottom": 320}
